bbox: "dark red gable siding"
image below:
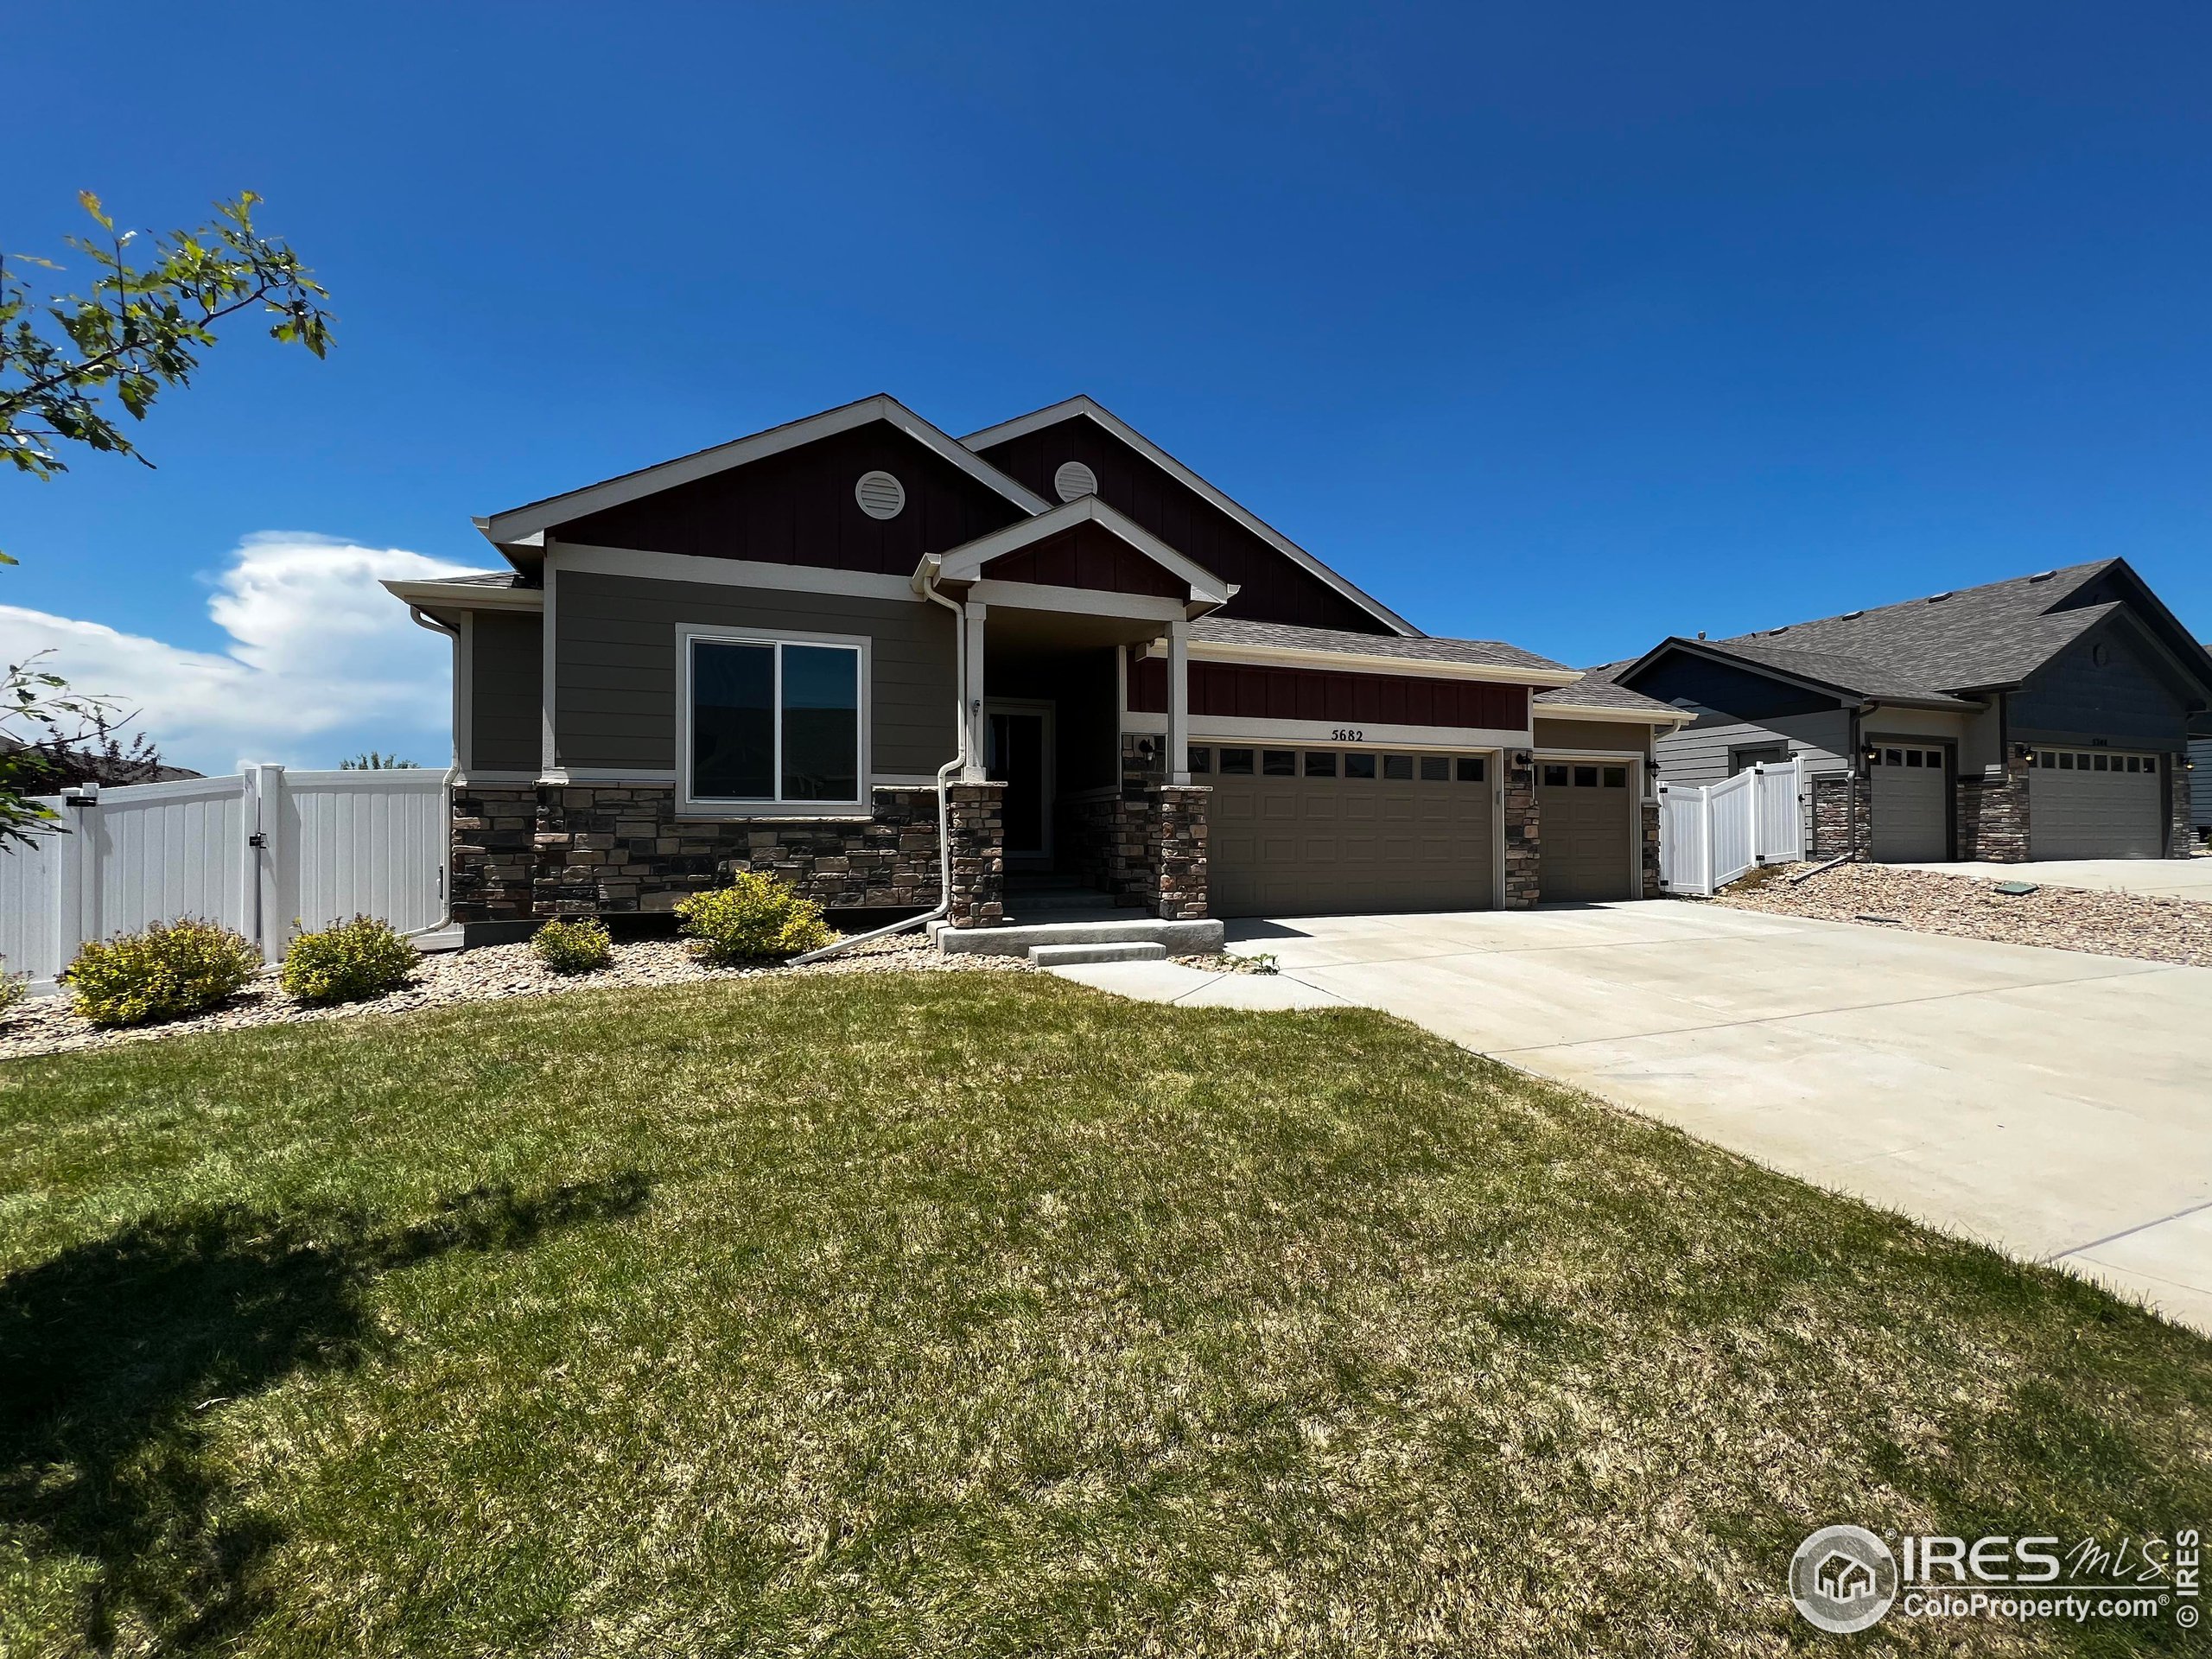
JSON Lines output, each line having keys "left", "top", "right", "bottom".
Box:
{"left": 552, "top": 420, "right": 1027, "bottom": 575}
{"left": 975, "top": 417, "right": 1394, "bottom": 633}
{"left": 1129, "top": 657, "right": 1529, "bottom": 729}
{"left": 980, "top": 519, "right": 1185, "bottom": 598}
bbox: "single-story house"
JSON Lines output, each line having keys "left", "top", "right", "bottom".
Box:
{"left": 385, "top": 394, "right": 1683, "bottom": 928}
{"left": 1595, "top": 561, "right": 2212, "bottom": 862}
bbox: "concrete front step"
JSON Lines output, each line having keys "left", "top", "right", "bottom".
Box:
{"left": 930, "top": 916, "right": 1225, "bottom": 957}
{"left": 1028, "top": 940, "right": 1168, "bottom": 967}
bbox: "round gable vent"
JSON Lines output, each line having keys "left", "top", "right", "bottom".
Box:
{"left": 855, "top": 470, "right": 906, "bottom": 520}
{"left": 1053, "top": 461, "right": 1098, "bottom": 503}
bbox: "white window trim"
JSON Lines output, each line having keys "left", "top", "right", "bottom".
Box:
{"left": 676, "top": 623, "right": 872, "bottom": 817}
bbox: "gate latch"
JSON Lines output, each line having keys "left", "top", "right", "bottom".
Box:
{"left": 248, "top": 832, "right": 266, "bottom": 849}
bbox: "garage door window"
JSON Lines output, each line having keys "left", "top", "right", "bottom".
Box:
{"left": 1542, "top": 763, "right": 1569, "bottom": 786}
{"left": 1875, "top": 746, "right": 1944, "bottom": 772}
{"left": 1604, "top": 766, "right": 1626, "bottom": 787}
{"left": 1187, "top": 747, "right": 1211, "bottom": 774}
{"left": 1305, "top": 752, "right": 1337, "bottom": 776}
{"left": 1457, "top": 757, "right": 1486, "bottom": 783}
{"left": 2036, "top": 748, "right": 2156, "bottom": 774}
{"left": 1345, "top": 753, "right": 1376, "bottom": 779}
{"left": 1382, "top": 754, "right": 1414, "bottom": 779}
{"left": 1263, "top": 750, "right": 1297, "bottom": 776}
{"left": 1220, "top": 748, "right": 1254, "bottom": 774}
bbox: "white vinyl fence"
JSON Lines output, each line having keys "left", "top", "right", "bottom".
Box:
{"left": 0, "top": 766, "right": 449, "bottom": 994}
{"left": 1657, "top": 759, "right": 1804, "bottom": 896}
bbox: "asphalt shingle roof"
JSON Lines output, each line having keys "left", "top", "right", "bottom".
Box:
{"left": 1192, "top": 616, "right": 1568, "bottom": 674}
{"left": 1685, "top": 561, "right": 2125, "bottom": 700}
{"left": 1535, "top": 664, "right": 1681, "bottom": 716}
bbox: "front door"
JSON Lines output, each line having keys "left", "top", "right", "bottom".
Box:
{"left": 986, "top": 702, "right": 1053, "bottom": 865}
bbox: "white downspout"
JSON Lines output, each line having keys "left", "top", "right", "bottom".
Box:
{"left": 406, "top": 604, "right": 466, "bottom": 943}
{"left": 790, "top": 560, "right": 970, "bottom": 963}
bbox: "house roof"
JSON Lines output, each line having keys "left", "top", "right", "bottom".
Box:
{"left": 1534, "top": 664, "right": 1683, "bottom": 718}
{"left": 1630, "top": 560, "right": 2208, "bottom": 704}
{"left": 1190, "top": 616, "right": 1579, "bottom": 683}
{"left": 928, "top": 497, "right": 1231, "bottom": 605}
{"left": 963, "top": 395, "right": 1420, "bottom": 639}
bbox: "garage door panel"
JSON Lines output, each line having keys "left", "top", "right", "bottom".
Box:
{"left": 1869, "top": 747, "right": 1948, "bottom": 861}
{"left": 1201, "top": 747, "right": 1494, "bottom": 918}
{"left": 2030, "top": 749, "right": 2162, "bottom": 859}
{"left": 1536, "top": 761, "right": 1636, "bottom": 902}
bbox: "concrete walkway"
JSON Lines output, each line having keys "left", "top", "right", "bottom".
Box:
{"left": 1892, "top": 855, "right": 2212, "bottom": 902}
{"left": 1054, "top": 904, "right": 2212, "bottom": 1333}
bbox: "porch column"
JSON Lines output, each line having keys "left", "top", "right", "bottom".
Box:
{"left": 962, "top": 602, "right": 988, "bottom": 780}
{"left": 1166, "top": 619, "right": 1192, "bottom": 785}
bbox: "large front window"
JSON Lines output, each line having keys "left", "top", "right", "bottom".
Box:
{"left": 687, "top": 634, "right": 861, "bottom": 808}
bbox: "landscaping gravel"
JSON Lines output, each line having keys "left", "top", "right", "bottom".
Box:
{"left": 0, "top": 930, "right": 1028, "bottom": 1062}
{"left": 1712, "top": 860, "right": 2212, "bottom": 969}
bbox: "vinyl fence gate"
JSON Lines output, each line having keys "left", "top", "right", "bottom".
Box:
{"left": 1656, "top": 760, "right": 1804, "bottom": 896}
{"left": 0, "top": 766, "right": 450, "bottom": 995}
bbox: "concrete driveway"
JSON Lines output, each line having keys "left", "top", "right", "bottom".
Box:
{"left": 1197, "top": 903, "right": 2212, "bottom": 1332}
{"left": 1893, "top": 855, "right": 2212, "bottom": 902}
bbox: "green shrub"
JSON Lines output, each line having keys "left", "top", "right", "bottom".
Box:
{"left": 280, "top": 914, "right": 417, "bottom": 1006}
{"left": 0, "top": 963, "right": 25, "bottom": 1020}
{"left": 532, "top": 917, "right": 613, "bottom": 974}
{"left": 63, "top": 918, "right": 262, "bottom": 1027}
{"left": 676, "top": 873, "right": 834, "bottom": 964}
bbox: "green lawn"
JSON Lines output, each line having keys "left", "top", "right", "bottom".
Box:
{"left": 2, "top": 974, "right": 2206, "bottom": 1656}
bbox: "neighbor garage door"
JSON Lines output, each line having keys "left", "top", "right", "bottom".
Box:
{"left": 1536, "top": 759, "right": 1635, "bottom": 901}
{"left": 2031, "top": 748, "right": 2163, "bottom": 858}
{"left": 1200, "top": 745, "right": 1493, "bottom": 918}
{"left": 1869, "top": 743, "right": 1949, "bottom": 861}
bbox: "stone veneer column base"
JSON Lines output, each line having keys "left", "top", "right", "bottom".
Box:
{"left": 1958, "top": 753, "right": 2031, "bottom": 862}
{"left": 1503, "top": 754, "right": 1539, "bottom": 907}
{"left": 1808, "top": 774, "right": 1869, "bottom": 861}
{"left": 945, "top": 781, "right": 1006, "bottom": 927}
{"left": 1640, "top": 798, "right": 1662, "bottom": 898}
{"left": 2168, "top": 760, "right": 2195, "bottom": 858}
{"left": 1147, "top": 784, "right": 1211, "bottom": 919}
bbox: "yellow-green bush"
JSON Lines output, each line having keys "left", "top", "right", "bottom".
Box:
{"left": 0, "top": 962, "right": 26, "bottom": 1020}
{"left": 675, "top": 873, "right": 833, "bottom": 964}
{"left": 532, "top": 917, "right": 613, "bottom": 974}
{"left": 63, "top": 918, "right": 262, "bottom": 1027}
{"left": 280, "top": 914, "right": 417, "bottom": 1006}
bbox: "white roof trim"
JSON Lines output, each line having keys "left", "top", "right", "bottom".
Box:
{"left": 1185, "top": 638, "right": 1581, "bottom": 687}
{"left": 382, "top": 576, "right": 543, "bottom": 612}
{"left": 1532, "top": 702, "right": 1686, "bottom": 725}
{"left": 960, "top": 396, "right": 1420, "bottom": 639}
{"left": 931, "top": 497, "right": 1230, "bottom": 605}
{"left": 480, "top": 394, "right": 1051, "bottom": 547}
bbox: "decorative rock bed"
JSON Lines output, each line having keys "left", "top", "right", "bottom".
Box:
{"left": 0, "top": 931, "right": 1028, "bottom": 1063}
{"left": 1711, "top": 861, "right": 2212, "bottom": 969}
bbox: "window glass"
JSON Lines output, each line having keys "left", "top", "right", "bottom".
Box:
{"left": 1456, "top": 757, "right": 1485, "bottom": 783}
{"left": 1603, "top": 766, "right": 1626, "bottom": 787}
{"left": 1420, "top": 755, "right": 1450, "bottom": 782}
{"left": 692, "top": 641, "right": 776, "bottom": 798}
{"left": 1305, "top": 751, "right": 1338, "bottom": 777}
{"left": 1904, "top": 749, "right": 1923, "bottom": 767}
{"left": 2058, "top": 752, "right": 2074, "bottom": 768}
{"left": 1187, "top": 747, "right": 1211, "bottom": 774}
{"left": 1573, "top": 765, "right": 1599, "bottom": 787}
{"left": 2093, "top": 753, "right": 2108, "bottom": 771}
{"left": 1220, "top": 747, "right": 1255, "bottom": 775}
{"left": 2124, "top": 755, "right": 2139, "bottom": 772}
{"left": 1263, "top": 749, "right": 1297, "bottom": 776}
{"left": 1542, "top": 763, "right": 1568, "bottom": 787}
{"left": 1383, "top": 754, "right": 1413, "bottom": 779}
{"left": 779, "top": 645, "right": 860, "bottom": 801}
{"left": 1344, "top": 753, "right": 1376, "bottom": 779}
{"left": 1883, "top": 748, "right": 1903, "bottom": 766}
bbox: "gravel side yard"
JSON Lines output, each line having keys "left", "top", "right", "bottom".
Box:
{"left": 1713, "top": 860, "right": 2212, "bottom": 967}
{"left": 0, "top": 931, "right": 1030, "bottom": 1063}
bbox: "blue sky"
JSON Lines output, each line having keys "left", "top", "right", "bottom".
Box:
{"left": 5, "top": 3, "right": 2209, "bottom": 770}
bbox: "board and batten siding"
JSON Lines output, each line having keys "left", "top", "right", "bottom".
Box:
{"left": 1651, "top": 707, "right": 1853, "bottom": 787}
{"left": 553, "top": 569, "right": 957, "bottom": 777}
{"left": 2011, "top": 621, "right": 2195, "bottom": 752}
{"left": 470, "top": 609, "right": 544, "bottom": 773}
{"left": 2191, "top": 737, "right": 2212, "bottom": 830}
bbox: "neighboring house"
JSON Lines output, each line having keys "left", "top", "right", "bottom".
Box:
{"left": 2195, "top": 645, "right": 2212, "bottom": 842}
{"left": 1600, "top": 561, "right": 2212, "bottom": 863}
{"left": 385, "top": 394, "right": 1682, "bottom": 927}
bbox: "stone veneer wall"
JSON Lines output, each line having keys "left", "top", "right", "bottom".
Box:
{"left": 1957, "top": 754, "right": 2031, "bottom": 863}
{"left": 1639, "top": 799, "right": 1662, "bottom": 898}
{"left": 2168, "top": 760, "right": 2195, "bottom": 858}
{"left": 448, "top": 779, "right": 1014, "bottom": 926}
{"left": 1503, "top": 754, "right": 1539, "bottom": 908}
{"left": 1147, "top": 785, "right": 1211, "bottom": 919}
{"left": 1807, "top": 774, "right": 1867, "bottom": 860}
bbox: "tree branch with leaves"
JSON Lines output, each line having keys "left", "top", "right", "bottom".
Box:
{"left": 1, "top": 189, "right": 334, "bottom": 561}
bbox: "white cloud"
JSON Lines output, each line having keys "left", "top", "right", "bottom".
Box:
{"left": 0, "top": 532, "right": 486, "bottom": 775}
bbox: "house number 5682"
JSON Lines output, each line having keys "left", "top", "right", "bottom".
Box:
{"left": 1331, "top": 728, "right": 1364, "bottom": 741}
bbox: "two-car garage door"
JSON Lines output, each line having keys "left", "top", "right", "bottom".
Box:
{"left": 2030, "top": 748, "right": 2164, "bottom": 858}
{"left": 1202, "top": 745, "right": 1493, "bottom": 918}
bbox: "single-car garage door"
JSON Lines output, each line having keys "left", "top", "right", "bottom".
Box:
{"left": 1870, "top": 744, "right": 1948, "bottom": 861}
{"left": 1536, "top": 760, "right": 1635, "bottom": 901}
{"left": 1200, "top": 745, "right": 1493, "bottom": 918}
{"left": 2031, "top": 748, "right": 2163, "bottom": 858}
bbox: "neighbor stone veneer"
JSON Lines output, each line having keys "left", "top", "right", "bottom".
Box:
{"left": 1503, "top": 754, "right": 1539, "bottom": 908}
{"left": 1808, "top": 773, "right": 1866, "bottom": 861}
{"left": 2168, "top": 761, "right": 2194, "bottom": 859}
{"left": 1639, "top": 798, "right": 1661, "bottom": 899}
{"left": 1957, "top": 753, "right": 2031, "bottom": 862}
